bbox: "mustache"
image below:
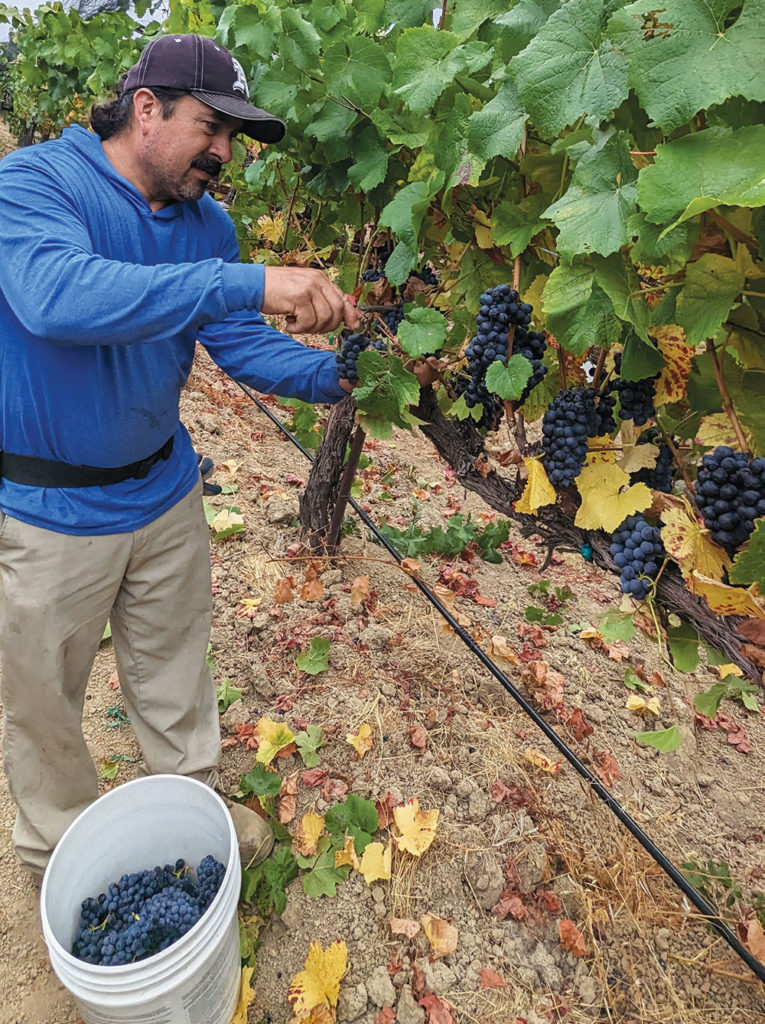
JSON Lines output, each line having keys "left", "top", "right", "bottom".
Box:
{"left": 190, "top": 156, "right": 222, "bottom": 177}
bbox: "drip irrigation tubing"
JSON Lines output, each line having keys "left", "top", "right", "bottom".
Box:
{"left": 236, "top": 381, "right": 765, "bottom": 985}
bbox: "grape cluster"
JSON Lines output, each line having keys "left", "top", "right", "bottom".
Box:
{"left": 336, "top": 332, "right": 387, "bottom": 384}
{"left": 696, "top": 446, "right": 765, "bottom": 553}
{"left": 632, "top": 430, "right": 674, "bottom": 493}
{"left": 361, "top": 268, "right": 384, "bottom": 283}
{"left": 610, "top": 515, "right": 665, "bottom": 599}
{"left": 412, "top": 265, "right": 438, "bottom": 287}
{"left": 541, "top": 388, "right": 600, "bottom": 487}
{"left": 610, "top": 355, "right": 658, "bottom": 426}
{"left": 376, "top": 302, "right": 404, "bottom": 336}
{"left": 71, "top": 855, "right": 225, "bottom": 967}
{"left": 459, "top": 284, "right": 544, "bottom": 430}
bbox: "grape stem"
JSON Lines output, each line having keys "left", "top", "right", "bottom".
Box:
{"left": 705, "top": 338, "right": 750, "bottom": 454}
{"left": 659, "top": 428, "right": 699, "bottom": 511}
{"left": 557, "top": 347, "right": 567, "bottom": 390}
{"left": 591, "top": 348, "right": 607, "bottom": 390}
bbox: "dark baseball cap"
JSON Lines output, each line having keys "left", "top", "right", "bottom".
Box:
{"left": 122, "top": 33, "right": 286, "bottom": 144}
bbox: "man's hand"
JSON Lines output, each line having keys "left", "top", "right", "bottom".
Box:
{"left": 262, "top": 267, "right": 362, "bottom": 334}
{"left": 339, "top": 355, "right": 442, "bottom": 394}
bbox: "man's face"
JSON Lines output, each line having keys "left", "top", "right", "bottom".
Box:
{"left": 140, "top": 95, "right": 244, "bottom": 204}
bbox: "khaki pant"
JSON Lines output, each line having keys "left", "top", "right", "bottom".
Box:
{"left": 0, "top": 480, "right": 221, "bottom": 873}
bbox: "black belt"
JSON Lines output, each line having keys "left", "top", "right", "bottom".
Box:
{"left": 0, "top": 437, "right": 174, "bottom": 488}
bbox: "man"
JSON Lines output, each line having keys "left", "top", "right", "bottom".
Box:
{"left": 0, "top": 33, "right": 363, "bottom": 876}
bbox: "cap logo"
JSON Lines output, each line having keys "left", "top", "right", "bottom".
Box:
{"left": 231, "top": 57, "right": 249, "bottom": 99}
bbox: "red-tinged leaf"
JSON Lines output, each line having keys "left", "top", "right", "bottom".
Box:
{"left": 419, "top": 993, "right": 456, "bottom": 1024}
{"left": 286, "top": 474, "right": 305, "bottom": 486}
{"left": 221, "top": 737, "right": 239, "bottom": 752}
{"left": 276, "top": 741, "right": 297, "bottom": 760}
{"left": 560, "top": 707, "right": 593, "bottom": 741}
{"left": 273, "top": 693, "right": 297, "bottom": 712}
{"left": 604, "top": 640, "right": 630, "bottom": 663}
{"left": 321, "top": 777, "right": 349, "bottom": 801}
{"left": 107, "top": 670, "right": 120, "bottom": 690}
{"left": 302, "top": 768, "right": 329, "bottom": 788}
{"left": 727, "top": 726, "right": 752, "bottom": 753}
{"left": 559, "top": 918, "right": 587, "bottom": 957}
{"left": 376, "top": 791, "right": 396, "bottom": 829}
{"left": 279, "top": 771, "right": 299, "bottom": 824}
{"left": 480, "top": 968, "right": 506, "bottom": 989}
{"left": 376, "top": 1008, "right": 396, "bottom": 1024}
{"left": 490, "top": 781, "right": 513, "bottom": 803}
{"left": 737, "top": 618, "right": 765, "bottom": 645}
{"left": 741, "top": 643, "right": 765, "bottom": 669}
{"left": 538, "top": 891, "right": 563, "bottom": 914}
{"left": 490, "top": 782, "right": 537, "bottom": 810}
{"left": 293, "top": 716, "right": 309, "bottom": 730}
{"left": 389, "top": 917, "right": 421, "bottom": 939}
{"left": 411, "top": 964, "right": 426, "bottom": 999}
{"left": 522, "top": 661, "right": 565, "bottom": 711}
{"left": 444, "top": 468, "right": 456, "bottom": 485}
{"left": 407, "top": 724, "right": 428, "bottom": 751}
{"left": 492, "top": 895, "right": 527, "bottom": 921}
{"left": 595, "top": 750, "right": 620, "bottom": 786}
{"left": 694, "top": 711, "right": 718, "bottom": 731}
{"left": 473, "top": 593, "right": 497, "bottom": 607}
{"left": 517, "top": 622, "right": 547, "bottom": 648}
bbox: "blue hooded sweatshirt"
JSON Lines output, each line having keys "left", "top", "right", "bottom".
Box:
{"left": 0, "top": 124, "right": 345, "bottom": 535}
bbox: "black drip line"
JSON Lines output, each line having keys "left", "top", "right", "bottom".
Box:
{"left": 236, "top": 381, "right": 765, "bottom": 985}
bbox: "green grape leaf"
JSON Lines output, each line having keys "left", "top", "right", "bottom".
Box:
{"left": 634, "top": 723, "right": 684, "bottom": 752}
{"left": 542, "top": 136, "right": 638, "bottom": 259}
{"left": 693, "top": 682, "right": 729, "bottom": 720}
{"left": 608, "top": 0, "right": 765, "bottom": 133}
{"left": 348, "top": 125, "right": 389, "bottom": 193}
{"left": 385, "top": 0, "right": 439, "bottom": 29}
{"left": 466, "top": 81, "right": 528, "bottom": 162}
{"left": 675, "top": 254, "right": 745, "bottom": 345}
{"left": 496, "top": 0, "right": 563, "bottom": 56}
{"left": 354, "top": 350, "right": 422, "bottom": 439}
{"left": 384, "top": 242, "right": 418, "bottom": 287}
{"left": 638, "top": 126, "right": 765, "bottom": 229}
{"left": 302, "top": 848, "right": 351, "bottom": 898}
{"left": 729, "top": 518, "right": 765, "bottom": 588}
{"left": 542, "top": 263, "right": 620, "bottom": 355}
{"left": 398, "top": 307, "right": 448, "bottom": 358}
{"left": 240, "top": 764, "right": 283, "bottom": 799}
{"left": 324, "top": 794, "right": 380, "bottom": 854}
{"left": 592, "top": 252, "right": 650, "bottom": 342}
{"left": 379, "top": 181, "right": 433, "bottom": 252}
{"left": 621, "top": 329, "right": 665, "bottom": 381}
{"left": 324, "top": 35, "right": 392, "bottom": 109}
{"left": 228, "top": 5, "right": 277, "bottom": 59}
{"left": 296, "top": 637, "right": 331, "bottom": 675}
{"left": 216, "top": 677, "right": 242, "bottom": 714}
{"left": 667, "top": 619, "right": 700, "bottom": 673}
{"left": 451, "top": 0, "right": 509, "bottom": 39}
{"left": 391, "top": 27, "right": 492, "bottom": 114}
{"left": 309, "top": 100, "right": 357, "bottom": 143}
{"left": 597, "top": 610, "right": 636, "bottom": 641}
{"left": 295, "top": 724, "right": 327, "bottom": 768}
{"left": 491, "top": 194, "right": 550, "bottom": 256}
{"left": 512, "top": 0, "right": 628, "bottom": 137}
{"left": 279, "top": 7, "right": 321, "bottom": 72}
{"left": 485, "top": 355, "right": 534, "bottom": 400}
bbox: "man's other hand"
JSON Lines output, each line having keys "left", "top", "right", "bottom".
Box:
{"left": 262, "top": 267, "right": 362, "bottom": 334}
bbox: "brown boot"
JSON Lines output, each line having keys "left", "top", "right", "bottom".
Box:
{"left": 224, "top": 800, "right": 274, "bottom": 869}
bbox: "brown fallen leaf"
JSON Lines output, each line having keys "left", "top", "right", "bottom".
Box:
{"left": 350, "top": 575, "right": 370, "bottom": 608}
{"left": 490, "top": 635, "right": 520, "bottom": 664}
{"left": 480, "top": 967, "right": 506, "bottom": 989}
{"left": 300, "top": 562, "right": 324, "bottom": 602}
{"left": 375, "top": 1008, "right": 396, "bottom": 1024}
{"left": 401, "top": 557, "right": 421, "bottom": 577}
{"left": 279, "top": 771, "right": 299, "bottom": 824}
{"left": 419, "top": 993, "right": 456, "bottom": 1024}
{"left": 302, "top": 768, "right": 329, "bottom": 788}
{"left": 421, "top": 914, "right": 458, "bottom": 959}
{"left": 595, "top": 750, "right": 621, "bottom": 786}
{"left": 746, "top": 918, "right": 765, "bottom": 961}
{"left": 407, "top": 724, "right": 428, "bottom": 751}
{"left": 294, "top": 812, "right": 325, "bottom": 857}
{"left": 559, "top": 918, "right": 587, "bottom": 957}
{"left": 738, "top": 618, "right": 765, "bottom": 645}
{"left": 107, "top": 670, "right": 121, "bottom": 690}
{"left": 274, "top": 576, "right": 296, "bottom": 604}
{"left": 376, "top": 792, "right": 396, "bottom": 829}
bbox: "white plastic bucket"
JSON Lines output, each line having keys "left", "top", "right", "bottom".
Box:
{"left": 40, "top": 775, "right": 242, "bottom": 1024}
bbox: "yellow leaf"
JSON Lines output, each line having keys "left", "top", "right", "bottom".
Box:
{"left": 575, "top": 461, "right": 652, "bottom": 532}
{"left": 661, "top": 505, "right": 732, "bottom": 581}
{"left": 625, "top": 694, "right": 661, "bottom": 716}
{"left": 514, "top": 458, "right": 557, "bottom": 515}
{"left": 618, "top": 442, "right": 659, "bottom": 475}
{"left": 393, "top": 798, "right": 439, "bottom": 857}
{"left": 473, "top": 209, "right": 493, "bottom": 249}
{"left": 210, "top": 508, "right": 245, "bottom": 533}
{"left": 689, "top": 573, "right": 765, "bottom": 620}
{"left": 334, "top": 834, "right": 360, "bottom": 871}
{"left": 359, "top": 841, "right": 392, "bottom": 885}
{"left": 524, "top": 747, "right": 561, "bottom": 774}
{"left": 715, "top": 663, "right": 743, "bottom": 679}
{"left": 255, "top": 717, "right": 296, "bottom": 765}
{"left": 652, "top": 326, "right": 693, "bottom": 407}
{"left": 584, "top": 435, "right": 617, "bottom": 466}
{"left": 294, "top": 813, "right": 325, "bottom": 857}
{"left": 230, "top": 966, "right": 256, "bottom": 1024}
{"left": 221, "top": 459, "right": 240, "bottom": 475}
{"left": 421, "top": 913, "right": 458, "bottom": 959}
{"left": 489, "top": 635, "right": 520, "bottom": 665}
{"left": 695, "top": 413, "right": 751, "bottom": 451}
{"left": 258, "top": 211, "right": 285, "bottom": 244}
{"left": 288, "top": 940, "right": 348, "bottom": 1020}
{"left": 346, "top": 722, "right": 373, "bottom": 759}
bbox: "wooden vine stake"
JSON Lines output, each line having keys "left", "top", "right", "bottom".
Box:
{"left": 325, "top": 424, "right": 366, "bottom": 552}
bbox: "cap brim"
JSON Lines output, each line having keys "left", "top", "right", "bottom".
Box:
{"left": 191, "top": 90, "right": 286, "bottom": 143}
